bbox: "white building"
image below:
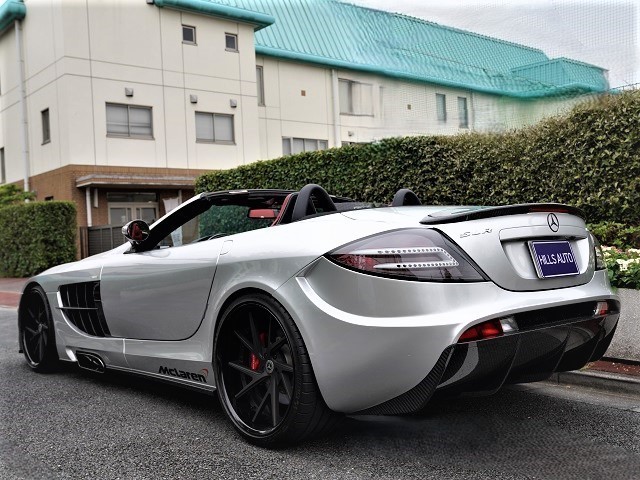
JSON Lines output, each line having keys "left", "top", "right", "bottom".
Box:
{"left": 0, "top": 0, "right": 608, "bottom": 256}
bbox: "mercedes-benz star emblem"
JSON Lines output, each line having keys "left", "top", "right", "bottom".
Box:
{"left": 265, "top": 360, "right": 275, "bottom": 374}
{"left": 547, "top": 213, "right": 560, "bottom": 232}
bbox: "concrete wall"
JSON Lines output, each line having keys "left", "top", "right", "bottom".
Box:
{"left": 257, "top": 55, "right": 476, "bottom": 155}
{"left": 0, "top": 1, "right": 604, "bottom": 185}
{"left": 0, "top": 0, "right": 261, "bottom": 185}
{"left": 256, "top": 55, "right": 594, "bottom": 159}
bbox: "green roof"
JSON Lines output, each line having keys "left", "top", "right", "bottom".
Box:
{"left": 2, "top": 0, "right": 607, "bottom": 97}
{"left": 0, "top": 0, "right": 274, "bottom": 34}
{"left": 210, "top": 0, "right": 608, "bottom": 98}
{"left": 0, "top": 0, "right": 25, "bottom": 34}
{"left": 153, "top": 0, "right": 274, "bottom": 31}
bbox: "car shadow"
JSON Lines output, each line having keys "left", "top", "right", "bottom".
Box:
{"left": 18, "top": 362, "right": 637, "bottom": 478}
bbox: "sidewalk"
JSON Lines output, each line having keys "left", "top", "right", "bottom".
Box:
{"left": 548, "top": 359, "right": 640, "bottom": 396}
{"left": 1, "top": 276, "right": 638, "bottom": 395}
{"left": 0, "top": 277, "right": 26, "bottom": 308}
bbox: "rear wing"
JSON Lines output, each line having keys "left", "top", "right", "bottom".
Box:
{"left": 420, "top": 203, "right": 585, "bottom": 225}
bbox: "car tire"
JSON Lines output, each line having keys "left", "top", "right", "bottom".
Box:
{"left": 19, "top": 285, "right": 59, "bottom": 372}
{"left": 214, "top": 292, "right": 339, "bottom": 447}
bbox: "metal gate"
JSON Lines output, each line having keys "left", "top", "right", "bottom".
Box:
{"left": 79, "top": 226, "right": 127, "bottom": 258}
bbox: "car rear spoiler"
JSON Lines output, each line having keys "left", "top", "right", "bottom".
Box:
{"left": 420, "top": 203, "right": 586, "bottom": 225}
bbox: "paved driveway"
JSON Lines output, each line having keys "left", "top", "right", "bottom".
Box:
{"left": 1, "top": 307, "right": 639, "bottom": 480}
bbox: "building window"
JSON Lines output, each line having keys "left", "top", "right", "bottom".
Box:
{"left": 436, "top": 94, "right": 447, "bottom": 122}
{"left": 107, "top": 192, "right": 158, "bottom": 226}
{"left": 195, "top": 112, "right": 235, "bottom": 143}
{"left": 182, "top": 25, "right": 196, "bottom": 44}
{"left": 106, "top": 103, "right": 153, "bottom": 138}
{"left": 225, "top": 33, "right": 238, "bottom": 52}
{"left": 338, "top": 79, "right": 373, "bottom": 115}
{"left": 282, "top": 137, "right": 328, "bottom": 156}
{"left": 42, "top": 108, "right": 50, "bottom": 144}
{"left": 0, "top": 148, "right": 5, "bottom": 184}
{"left": 256, "top": 66, "right": 265, "bottom": 106}
{"left": 458, "top": 97, "right": 469, "bottom": 128}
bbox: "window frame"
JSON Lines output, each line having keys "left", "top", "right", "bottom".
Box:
{"left": 338, "top": 78, "right": 373, "bottom": 116}
{"left": 182, "top": 25, "right": 196, "bottom": 45}
{"left": 41, "top": 108, "right": 50, "bottom": 144}
{"left": 225, "top": 33, "right": 238, "bottom": 52}
{"left": 436, "top": 93, "right": 447, "bottom": 123}
{"left": 458, "top": 96, "right": 469, "bottom": 129}
{"left": 108, "top": 202, "right": 159, "bottom": 226}
{"left": 195, "top": 112, "right": 235, "bottom": 144}
{"left": 256, "top": 65, "right": 265, "bottom": 106}
{"left": 129, "top": 191, "right": 292, "bottom": 253}
{"left": 106, "top": 103, "right": 154, "bottom": 139}
{"left": 282, "top": 137, "right": 329, "bottom": 156}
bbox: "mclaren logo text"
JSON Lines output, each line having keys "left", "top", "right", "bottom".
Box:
{"left": 159, "top": 365, "right": 208, "bottom": 383}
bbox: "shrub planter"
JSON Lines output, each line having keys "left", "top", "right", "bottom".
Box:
{"left": 607, "top": 288, "right": 640, "bottom": 363}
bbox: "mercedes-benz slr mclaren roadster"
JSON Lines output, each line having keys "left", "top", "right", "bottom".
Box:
{"left": 18, "top": 184, "right": 619, "bottom": 446}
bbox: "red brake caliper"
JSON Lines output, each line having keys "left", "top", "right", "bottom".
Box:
{"left": 250, "top": 332, "right": 267, "bottom": 371}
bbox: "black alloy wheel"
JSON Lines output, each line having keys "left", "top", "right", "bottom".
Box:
{"left": 214, "top": 293, "right": 337, "bottom": 446}
{"left": 19, "top": 285, "right": 58, "bottom": 372}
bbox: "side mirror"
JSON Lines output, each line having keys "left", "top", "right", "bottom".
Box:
{"left": 122, "top": 220, "right": 150, "bottom": 244}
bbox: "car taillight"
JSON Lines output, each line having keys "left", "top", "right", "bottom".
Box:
{"left": 457, "top": 316, "right": 517, "bottom": 343}
{"left": 594, "top": 301, "right": 609, "bottom": 316}
{"left": 590, "top": 233, "right": 606, "bottom": 271}
{"left": 326, "top": 229, "right": 486, "bottom": 282}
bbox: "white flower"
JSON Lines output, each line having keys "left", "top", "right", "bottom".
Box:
{"left": 616, "top": 258, "right": 640, "bottom": 271}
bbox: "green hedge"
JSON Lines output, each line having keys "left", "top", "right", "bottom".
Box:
{"left": 588, "top": 222, "right": 640, "bottom": 249}
{"left": 0, "top": 201, "right": 77, "bottom": 277}
{"left": 197, "top": 91, "right": 640, "bottom": 225}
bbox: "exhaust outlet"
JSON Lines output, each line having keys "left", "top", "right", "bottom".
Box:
{"left": 76, "top": 351, "right": 105, "bottom": 373}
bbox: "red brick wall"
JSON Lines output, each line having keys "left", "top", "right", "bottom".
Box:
{"left": 28, "top": 165, "right": 210, "bottom": 258}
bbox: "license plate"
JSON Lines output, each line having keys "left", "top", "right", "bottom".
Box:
{"left": 528, "top": 241, "right": 579, "bottom": 278}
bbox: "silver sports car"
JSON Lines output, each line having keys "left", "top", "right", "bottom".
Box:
{"left": 18, "top": 184, "right": 619, "bottom": 446}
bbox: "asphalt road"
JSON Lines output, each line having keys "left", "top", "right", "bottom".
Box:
{"left": 1, "top": 307, "right": 639, "bottom": 480}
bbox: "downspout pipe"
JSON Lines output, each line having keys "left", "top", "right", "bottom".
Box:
{"left": 85, "top": 187, "right": 92, "bottom": 227}
{"left": 331, "top": 69, "right": 341, "bottom": 148}
{"left": 15, "top": 19, "right": 30, "bottom": 193}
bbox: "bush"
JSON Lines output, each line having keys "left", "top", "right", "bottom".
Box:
{"left": 197, "top": 91, "right": 640, "bottom": 225}
{"left": 603, "top": 247, "right": 640, "bottom": 289}
{"left": 0, "top": 202, "right": 77, "bottom": 277}
{"left": 588, "top": 222, "right": 640, "bottom": 249}
{"left": 0, "top": 184, "right": 35, "bottom": 206}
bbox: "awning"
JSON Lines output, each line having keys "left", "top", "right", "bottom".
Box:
{"left": 75, "top": 173, "right": 198, "bottom": 189}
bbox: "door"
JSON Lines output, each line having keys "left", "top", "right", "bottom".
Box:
{"left": 99, "top": 195, "right": 225, "bottom": 341}
{"left": 99, "top": 239, "right": 222, "bottom": 340}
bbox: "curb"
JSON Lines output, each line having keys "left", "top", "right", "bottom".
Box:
{"left": 547, "top": 370, "right": 640, "bottom": 397}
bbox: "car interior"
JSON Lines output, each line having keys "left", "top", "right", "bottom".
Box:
{"left": 124, "top": 185, "right": 421, "bottom": 252}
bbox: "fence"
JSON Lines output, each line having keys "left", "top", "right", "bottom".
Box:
{"left": 79, "top": 225, "right": 127, "bottom": 258}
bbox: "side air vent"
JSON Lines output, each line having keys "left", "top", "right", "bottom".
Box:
{"left": 59, "top": 281, "right": 111, "bottom": 337}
